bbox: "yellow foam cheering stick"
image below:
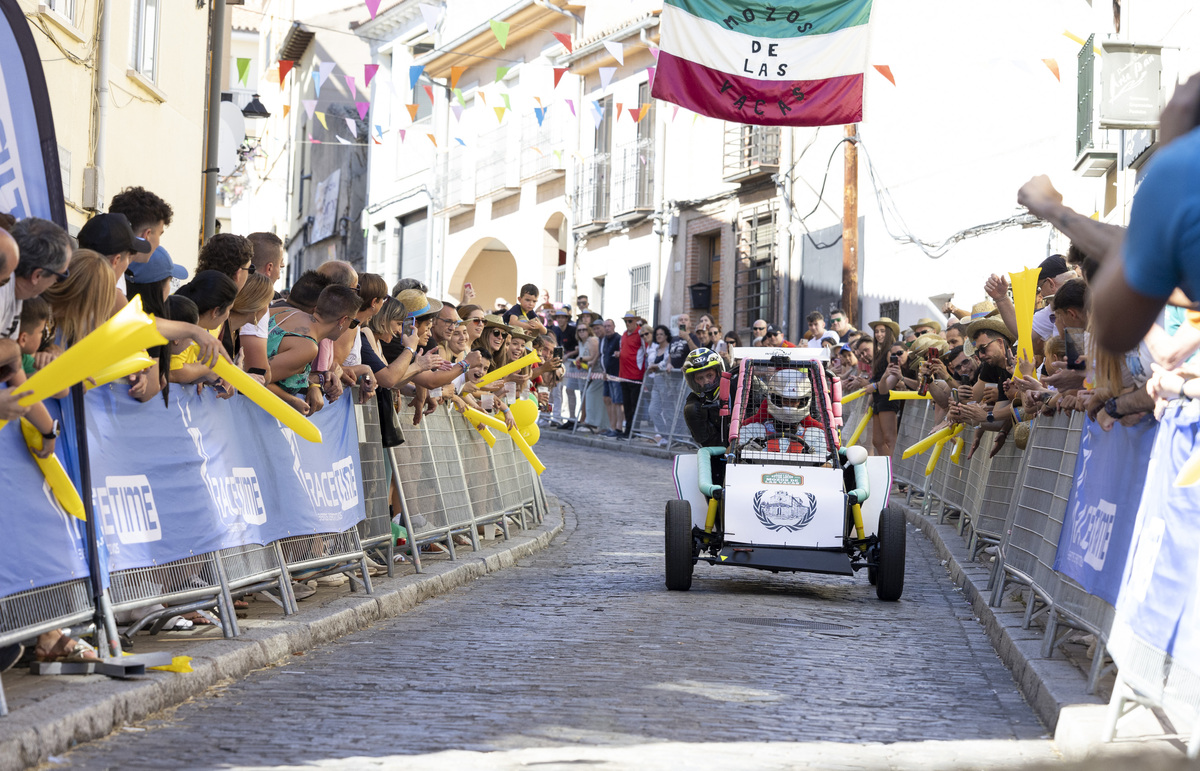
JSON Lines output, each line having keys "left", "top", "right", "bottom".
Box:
{"left": 210, "top": 358, "right": 322, "bottom": 443}
{"left": 1175, "top": 453, "right": 1200, "bottom": 488}
{"left": 841, "top": 388, "right": 866, "bottom": 404}
{"left": 20, "top": 418, "right": 85, "bottom": 520}
{"left": 902, "top": 424, "right": 958, "bottom": 460}
{"left": 889, "top": 391, "right": 932, "bottom": 401}
{"left": 463, "top": 407, "right": 546, "bottom": 474}
{"left": 1009, "top": 266, "right": 1041, "bottom": 380}
{"left": 0, "top": 296, "right": 167, "bottom": 434}
{"left": 85, "top": 352, "right": 156, "bottom": 390}
{"left": 950, "top": 435, "right": 965, "bottom": 464}
{"left": 475, "top": 351, "right": 542, "bottom": 388}
{"left": 845, "top": 406, "right": 873, "bottom": 446}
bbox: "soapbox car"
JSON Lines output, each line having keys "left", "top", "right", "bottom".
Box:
{"left": 665, "top": 347, "right": 905, "bottom": 600}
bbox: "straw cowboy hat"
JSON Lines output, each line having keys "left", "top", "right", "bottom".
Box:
{"left": 910, "top": 334, "right": 949, "bottom": 358}
{"left": 868, "top": 317, "right": 901, "bottom": 339}
{"left": 963, "top": 317, "right": 1015, "bottom": 356}
{"left": 481, "top": 314, "right": 511, "bottom": 332}
{"left": 914, "top": 317, "right": 944, "bottom": 334}
{"left": 969, "top": 300, "right": 998, "bottom": 321}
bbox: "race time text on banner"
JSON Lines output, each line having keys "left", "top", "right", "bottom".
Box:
{"left": 651, "top": 0, "right": 874, "bottom": 127}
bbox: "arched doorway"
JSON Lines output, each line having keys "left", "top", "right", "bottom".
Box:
{"left": 448, "top": 237, "right": 518, "bottom": 311}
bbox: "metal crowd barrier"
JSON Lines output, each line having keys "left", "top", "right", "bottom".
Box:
{"left": 626, "top": 370, "right": 697, "bottom": 449}
{"left": 388, "top": 397, "right": 546, "bottom": 573}
{"left": 839, "top": 391, "right": 873, "bottom": 449}
{"left": 889, "top": 404, "right": 1116, "bottom": 696}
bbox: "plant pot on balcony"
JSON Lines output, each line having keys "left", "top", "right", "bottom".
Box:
{"left": 689, "top": 282, "right": 712, "bottom": 311}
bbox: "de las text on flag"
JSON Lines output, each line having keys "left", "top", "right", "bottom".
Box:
{"left": 650, "top": 0, "right": 874, "bottom": 127}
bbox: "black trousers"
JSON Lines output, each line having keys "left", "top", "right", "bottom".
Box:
{"left": 621, "top": 381, "right": 641, "bottom": 436}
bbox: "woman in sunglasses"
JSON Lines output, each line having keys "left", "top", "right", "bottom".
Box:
{"left": 474, "top": 314, "right": 514, "bottom": 373}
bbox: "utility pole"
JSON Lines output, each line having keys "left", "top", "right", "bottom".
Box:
{"left": 842, "top": 123, "right": 858, "bottom": 327}
{"left": 202, "top": 0, "right": 227, "bottom": 242}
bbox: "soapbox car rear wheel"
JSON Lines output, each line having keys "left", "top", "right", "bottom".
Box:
{"left": 665, "top": 499, "right": 694, "bottom": 591}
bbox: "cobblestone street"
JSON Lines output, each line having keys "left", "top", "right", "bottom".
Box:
{"left": 57, "top": 443, "right": 1059, "bottom": 770}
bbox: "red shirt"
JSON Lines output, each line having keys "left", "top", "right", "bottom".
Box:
{"left": 619, "top": 330, "right": 645, "bottom": 381}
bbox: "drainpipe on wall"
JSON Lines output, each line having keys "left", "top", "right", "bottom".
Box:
{"left": 202, "top": 0, "right": 227, "bottom": 241}
{"left": 84, "top": 0, "right": 111, "bottom": 212}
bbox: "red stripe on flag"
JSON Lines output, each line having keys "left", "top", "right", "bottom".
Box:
{"left": 650, "top": 51, "right": 862, "bottom": 127}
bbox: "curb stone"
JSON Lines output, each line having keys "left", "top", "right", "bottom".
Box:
{"left": 0, "top": 498, "right": 565, "bottom": 771}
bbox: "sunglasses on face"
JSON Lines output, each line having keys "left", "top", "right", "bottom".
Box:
{"left": 345, "top": 317, "right": 361, "bottom": 328}
{"left": 753, "top": 326, "right": 766, "bottom": 332}
{"left": 490, "top": 329, "right": 507, "bottom": 337}
{"left": 45, "top": 267, "right": 70, "bottom": 283}
{"left": 242, "top": 263, "right": 256, "bottom": 274}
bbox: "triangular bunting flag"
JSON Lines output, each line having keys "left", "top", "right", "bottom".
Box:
{"left": 310, "top": 135, "right": 320, "bottom": 144}
{"left": 615, "top": 103, "right": 624, "bottom": 121}
{"left": 455, "top": 137, "right": 466, "bottom": 146}
{"left": 406, "top": 104, "right": 419, "bottom": 121}
{"left": 278, "top": 59, "right": 295, "bottom": 90}
{"left": 553, "top": 67, "right": 568, "bottom": 89}
{"left": 627, "top": 107, "right": 639, "bottom": 122}
{"left": 302, "top": 99, "right": 317, "bottom": 119}
{"left": 534, "top": 96, "right": 542, "bottom": 107}
{"left": 282, "top": 104, "right": 291, "bottom": 118}
{"left": 427, "top": 133, "right": 437, "bottom": 147}
{"left": 590, "top": 101, "right": 604, "bottom": 129}
{"left": 554, "top": 150, "right": 562, "bottom": 165}
{"left": 451, "top": 104, "right": 464, "bottom": 121}
{"left": 565, "top": 99, "right": 575, "bottom": 116}
{"left": 649, "top": 45, "right": 660, "bottom": 61}
{"left": 872, "top": 64, "right": 896, "bottom": 86}
{"left": 1043, "top": 59, "right": 1060, "bottom": 81}
{"left": 399, "top": 129, "right": 406, "bottom": 142}
{"left": 455, "top": 88, "right": 465, "bottom": 107}
{"left": 423, "top": 85, "right": 434, "bottom": 104}
{"left": 337, "top": 135, "right": 352, "bottom": 145}
{"left": 534, "top": 107, "right": 546, "bottom": 126}
{"left": 312, "top": 71, "right": 322, "bottom": 97}
{"left": 409, "top": 64, "right": 424, "bottom": 89}
{"left": 319, "top": 61, "right": 335, "bottom": 89}
{"left": 672, "top": 105, "right": 680, "bottom": 121}
{"left": 365, "top": 0, "right": 381, "bottom": 19}
{"left": 552, "top": 31, "right": 572, "bottom": 53}
{"left": 636, "top": 103, "right": 649, "bottom": 122}
{"left": 451, "top": 66, "right": 466, "bottom": 90}
{"left": 489, "top": 19, "right": 510, "bottom": 49}
{"left": 344, "top": 117, "right": 357, "bottom": 135}
{"left": 501, "top": 93, "right": 510, "bottom": 110}
{"left": 345, "top": 75, "right": 356, "bottom": 99}
{"left": 315, "top": 111, "right": 328, "bottom": 129}
{"left": 496, "top": 66, "right": 509, "bottom": 83}
{"left": 531, "top": 146, "right": 543, "bottom": 156}
{"left": 646, "top": 66, "right": 656, "bottom": 89}
{"left": 236, "top": 57, "right": 251, "bottom": 86}
{"left": 374, "top": 125, "right": 384, "bottom": 140}
{"left": 494, "top": 106, "right": 506, "bottom": 123}
{"left": 598, "top": 66, "right": 617, "bottom": 90}
{"left": 603, "top": 41, "right": 624, "bottom": 65}
{"left": 478, "top": 92, "right": 487, "bottom": 106}
{"left": 419, "top": 3, "right": 443, "bottom": 32}
{"left": 364, "top": 64, "right": 379, "bottom": 87}
{"left": 356, "top": 102, "right": 370, "bottom": 120}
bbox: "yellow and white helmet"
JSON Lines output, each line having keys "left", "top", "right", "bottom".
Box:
{"left": 766, "top": 369, "right": 813, "bottom": 424}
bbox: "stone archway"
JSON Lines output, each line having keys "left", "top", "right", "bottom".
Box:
{"left": 448, "top": 237, "right": 518, "bottom": 311}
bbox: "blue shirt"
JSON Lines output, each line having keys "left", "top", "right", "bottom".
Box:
{"left": 1123, "top": 126, "right": 1200, "bottom": 302}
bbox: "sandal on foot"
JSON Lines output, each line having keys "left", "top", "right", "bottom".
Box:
{"left": 36, "top": 633, "right": 99, "bottom": 663}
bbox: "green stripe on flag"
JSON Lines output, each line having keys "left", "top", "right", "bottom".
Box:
{"left": 664, "top": 0, "right": 872, "bottom": 38}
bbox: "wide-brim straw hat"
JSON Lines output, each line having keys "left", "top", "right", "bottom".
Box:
{"left": 868, "top": 317, "right": 901, "bottom": 339}
{"left": 412, "top": 297, "right": 443, "bottom": 319}
{"left": 964, "top": 317, "right": 1015, "bottom": 355}
{"left": 482, "top": 314, "right": 510, "bottom": 331}
{"left": 909, "top": 334, "right": 947, "bottom": 357}
{"left": 969, "top": 300, "right": 998, "bottom": 321}
{"left": 914, "top": 317, "right": 944, "bottom": 333}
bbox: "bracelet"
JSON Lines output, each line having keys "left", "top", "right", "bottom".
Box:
{"left": 247, "top": 367, "right": 266, "bottom": 376}
{"left": 1013, "top": 406, "right": 1022, "bottom": 422}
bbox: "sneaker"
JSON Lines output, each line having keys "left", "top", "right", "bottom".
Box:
{"left": 315, "top": 573, "right": 348, "bottom": 587}
{"left": 557, "top": 420, "right": 576, "bottom": 430}
{"left": 657, "top": 439, "right": 669, "bottom": 448}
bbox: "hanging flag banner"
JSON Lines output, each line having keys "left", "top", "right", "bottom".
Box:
{"left": 873, "top": 63, "right": 895, "bottom": 86}
{"left": 455, "top": 137, "right": 466, "bottom": 146}
{"left": 501, "top": 93, "right": 510, "bottom": 110}
{"left": 278, "top": 59, "right": 295, "bottom": 90}
{"left": 426, "top": 133, "right": 437, "bottom": 146}
{"left": 552, "top": 31, "right": 573, "bottom": 53}
{"left": 406, "top": 104, "right": 419, "bottom": 121}
{"left": 345, "top": 75, "right": 357, "bottom": 99}
{"left": 364, "top": 63, "right": 379, "bottom": 87}
{"left": 356, "top": 101, "right": 370, "bottom": 121}
{"left": 553, "top": 67, "right": 569, "bottom": 88}
{"left": 651, "top": 0, "right": 874, "bottom": 126}
{"left": 490, "top": 19, "right": 510, "bottom": 49}
{"left": 598, "top": 66, "right": 617, "bottom": 90}
{"left": 451, "top": 104, "right": 464, "bottom": 121}
{"left": 493, "top": 106, "right": 506, "bottom": 123}
{"left": 419, "top": 3, "right": 442, "bottom": 32}
{"left": 564, "top": 98, "right": 575, "bottom": 116}
{"left": 534, "top": 106, "right": 546, "bottom": 126}
{"left": 315, "top": 111, "right": 328, "bottom": 129}
{"left": 282, "top": 104, "right": 291, "bottom": 118}
{"left": 409, "top": 64, "right": 424, "bottom": 89}
{"left": 496, "top": 66, "right": 509, "bottom": 83}
{"left": 236, "top": 57, "right": 251, "bottom": 86}
{"left": 1043, "top": 58, "right": 1060, "bottom": 81}
{"left": 365, "top": 0, "right": 382, "bottom": 20}
{"left": 0, "top": 0, "right": 67, "bottom": 224}
{"left": 454, "top": 88, "right": 465, "bottom": 107}
{"left": 337, "top": 135, "right": 353, "bottom": 145}
{"left": 399, "top": 129, "right": 407, "bottom": 142}
{"left": 451, "top": 66, "right": 467, "bottom": 90}
{"left": 616, "top": 102, "right": 624, "bottom": 121}
{"left": 302, "top": 99, "right": 317, "bottom": 119}
{"left": 423, "top": 84, "right": 435, "bottom": 104}
{"left": 628, "top": 106, "right": 640, "bottom": 122}
{"left": 646, "top": 65, "right": 657, "bottom": 89}
{"left": 345, "top": 117, "right": 357, "bottom": 135}
{"left": 603, "top": 41, "right": 625, "bottom": 65}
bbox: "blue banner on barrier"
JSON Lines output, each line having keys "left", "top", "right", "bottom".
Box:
{"left": 0, "top": 419, "right": 89, "bottom": 599}
{"left": 1054, "top": 416, "right": 1157, "bottom": 605}
{"left": 1114, "top": 403, "right": 1200, "bottom": 657}
{"left": 85, "top": 386, "right": 366, "bottom": 572}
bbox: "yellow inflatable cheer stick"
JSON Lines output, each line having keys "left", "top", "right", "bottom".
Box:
{"left": 902, "top": 424, "right": 958, "bottom": 460}
{"left": 1175, "top": 453, "right": 1200, "bottom": 488}
{"left": 841, "top": 388, "right": 866, "bottom": 404}
{"left": 1009, "top": 266, "right": 1041, "bottom": 380}
{"left": 20, "top": 418, "right": 85, "bottom": 521}
{"left": 475, "top": 351, "right": 542, "bottom": 388}
{"left": 924, "top": 440, "right": 945, "bottom": 476}
{"left": 0, "top": 296, "right": 167, "bottom": 433}
{"left": 464, "top": 407, "right": 546, "bottom": 474}
{"left": 210, "top": 358, "right": 322, "bottom": 444}
{"left": 889, "top": 391, "right": 932, "bottom": 401}
{"left": 85, "top": 352, "right": 156, "bottom": 390}
{"left": 458, "top": 409, "right": 498, "bottom": 447}
{"left": 845, "top": 406, "right": 873, "bottom": 446}
{"left": 950, "top": 435, "right": 965, "bottom": 463}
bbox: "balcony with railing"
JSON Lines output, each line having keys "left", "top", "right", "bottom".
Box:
{"left": 723, "top": 124, "right": 781, "bottom": 183}
{"left": 611, "top": 138, "right": 655, "bottom": 218}
{"left": 475, "top": 122, "right": 519, "bottom": 200}
{"left": 520, "top": 110, "right": 566, "bottom": 183}
{"left": 433, "top": 150, "right": 474, "bottom": 215}
{"left": 572, "top": 153, "right": 610, "bottom": 231}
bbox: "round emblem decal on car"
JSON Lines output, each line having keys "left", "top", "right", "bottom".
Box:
{"left": 753, "top": 490, "right": 818, "bottom": 532}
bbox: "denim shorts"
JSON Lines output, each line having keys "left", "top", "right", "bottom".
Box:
{"left": 606, "top": 380, "right": 624, "bottom": 402}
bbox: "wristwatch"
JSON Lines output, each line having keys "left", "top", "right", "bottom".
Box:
{"left": 42, "top": 420, "right": 60, "bottom": 440}
{"left": 1104, "top": 397, "right": 1121, "bottom": 419}
{"left": 986, "top": 409, "right": 995, "bottom": 424}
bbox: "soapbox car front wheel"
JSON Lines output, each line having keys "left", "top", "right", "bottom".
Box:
{"left": 875, "top": 505, "right": 906, "bottom": 601}
{"left": 665, "top": 499, "right": 694, "bottom": 591}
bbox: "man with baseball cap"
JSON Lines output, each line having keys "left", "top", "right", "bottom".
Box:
{"left": 125, "top": 245, "right": 189, "bottom": 286}
{"left": 77, "top": 212, "right": 152, "bottom": 304}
